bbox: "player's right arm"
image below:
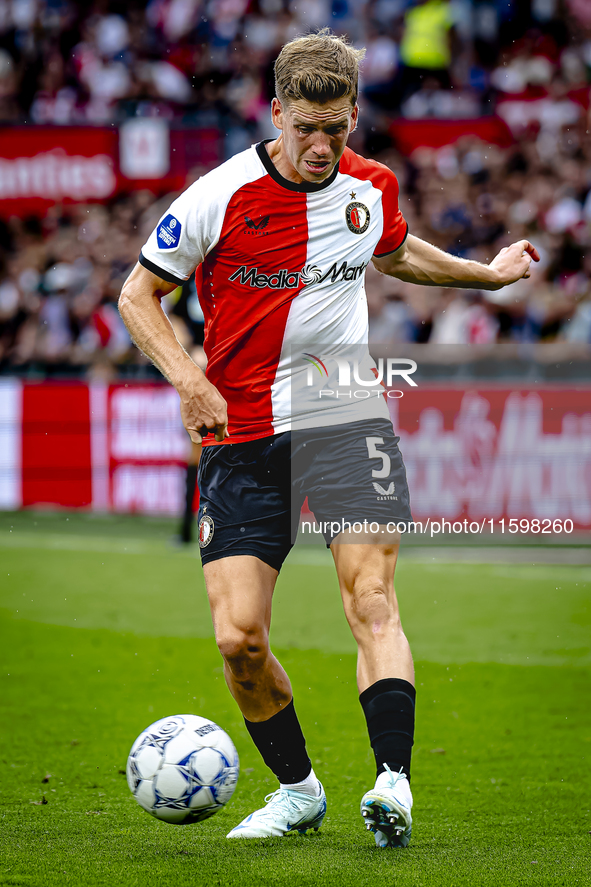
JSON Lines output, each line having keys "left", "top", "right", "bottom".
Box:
{"left": 119, "top": 262, "right": 228, "bottom": 443}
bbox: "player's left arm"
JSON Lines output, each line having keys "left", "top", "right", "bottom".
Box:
{"left": 372, "top": 234, "right": 539, "bottom": 291}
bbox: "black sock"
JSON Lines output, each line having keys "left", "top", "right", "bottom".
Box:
{"left": 244, "top": 699, "right": 312, "bottom": 784}
{"left": 360, "top": 678, "right": 416, "bottom": 782}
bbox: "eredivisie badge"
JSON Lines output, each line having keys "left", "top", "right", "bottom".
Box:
{"left": 198, "top": 514, "right": 214, "bottom": 548}
{"left": 346, "top": 201, "right": 370, "bottom": 234}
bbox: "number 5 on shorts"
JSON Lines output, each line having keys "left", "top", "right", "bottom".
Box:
{"left": 365, "top": 436, "right": 391, "bottom": 479}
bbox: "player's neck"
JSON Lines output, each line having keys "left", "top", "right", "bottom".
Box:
{"left": 265, "top": 136, "right": 305, "bottom": 184}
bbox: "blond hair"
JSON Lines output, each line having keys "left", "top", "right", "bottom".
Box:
{"left": 274, "top": 29, "right": 366, "bottom": 108}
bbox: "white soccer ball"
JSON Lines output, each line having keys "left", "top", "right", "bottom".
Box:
{"left": 126, "top": 714, "right": 239, "bottom": 824}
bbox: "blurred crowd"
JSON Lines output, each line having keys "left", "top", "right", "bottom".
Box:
{"left": 367, "top": 130, "right": 591, "bottom": 347}
{"left": 0, "top": 190, "right": 207, "bottom": 376}
{"left": 1, "top": 0, "right": 590, "bottom": 128}
{"left": 1, "top": 0, "right": 591, "bottom": 375}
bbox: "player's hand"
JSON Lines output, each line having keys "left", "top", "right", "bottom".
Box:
{"left": 488, "top": 240, "right": 540, "bottom": 289}
{"left": 177, "top": 368, "right": 229, "bottom": 444}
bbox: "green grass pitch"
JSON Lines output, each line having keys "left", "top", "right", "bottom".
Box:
{"left": 1, "top": 511, "right": 590, "bottom": 886}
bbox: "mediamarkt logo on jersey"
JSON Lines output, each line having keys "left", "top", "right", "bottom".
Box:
{"left": 229, "top": 260, "right": 368, "bottom": 289}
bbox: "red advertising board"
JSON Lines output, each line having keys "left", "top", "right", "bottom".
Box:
{"left": 0, "top": 127, "right": 119, "bottom": 216}
{"left": 21, "top": 382, "right": 92, "bottom": 508}
{"left": 390, "top": 387, "right": 591, "bottom": 528}
{"left": 0, "top": 126, "right": 222, "bottom": 217}
{"left": 390, "top": 117, "right": 514, "bottom": 155}
{"left": 103, "top": 382, "right": 189, "bottom": 515}
{"left": 1, "top": 381, "right": 590, "bottom": 528}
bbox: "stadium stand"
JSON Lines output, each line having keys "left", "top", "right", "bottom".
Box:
{"left": 1, "top": 0, "right": 590, "bottom": 379}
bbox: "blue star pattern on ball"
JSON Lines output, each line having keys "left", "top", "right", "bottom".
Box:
{"left": 127, "top": 714, "right": 239, "bottom": 824}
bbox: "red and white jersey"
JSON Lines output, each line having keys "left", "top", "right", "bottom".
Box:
{"left": 140, "top": 141, "right": 408, "bottom": 444}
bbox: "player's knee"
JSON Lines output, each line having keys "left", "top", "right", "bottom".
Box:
{"left": 215, "top": 627, "right": 268, "bottom": 676}
{"left": 349, "top": 577, "right": 399, "bottom": 630}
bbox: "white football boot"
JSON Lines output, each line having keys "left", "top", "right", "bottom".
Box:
{"left": 360, "top": 765, "right": 413, "bottom": 848}
{"left": 227, "top": 784, "right": 326, "bottom": 838}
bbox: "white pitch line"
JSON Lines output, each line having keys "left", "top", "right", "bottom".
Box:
{"left": 398, "top": 546, "right": 591, "bottom": 565}
{"left": 0, "top": 532, "right": 199, "bottom": 557}
{"left": 0, "top": 533, "right": 589, "bottom": 566}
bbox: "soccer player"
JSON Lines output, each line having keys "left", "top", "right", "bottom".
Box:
{"left": 119, "top": 31, "right": 538, "bottom": 848}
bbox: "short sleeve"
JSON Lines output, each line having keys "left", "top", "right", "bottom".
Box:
{"left": 373, "top": 168, "right": 408, "bottom": 258}
{"left": 139, "top": 148, "right": 267, "bottom": 285}
{"left": 139, "top": 178, "right": 222, "bottom": 285}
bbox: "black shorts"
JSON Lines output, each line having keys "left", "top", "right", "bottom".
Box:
{"left": 197, "top": 418, "right": 413, "bottom": 572}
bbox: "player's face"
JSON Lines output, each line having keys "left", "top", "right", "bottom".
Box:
{"left": 271, "top": 96, "right": 358, "bottom": 184}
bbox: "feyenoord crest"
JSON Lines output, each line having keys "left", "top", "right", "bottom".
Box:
{"left": 198, "top": 514, "right": 214, "bottom": 548}
{"left": 346, "top": 201, "right": 370, "bottom": 234}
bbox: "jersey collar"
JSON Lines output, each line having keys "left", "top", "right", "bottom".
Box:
{"left": 256, "top": 140, "right": 340, "bottom": 193}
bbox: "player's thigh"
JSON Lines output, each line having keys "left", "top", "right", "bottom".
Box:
{"left": 203, "top": 554, "right": 279, "bottom": 642}
{"left": 301, "top": 418, "right": 412, "bottom": 548}
{"left": 197, "top": 434, "right": 295, "bottom": 574}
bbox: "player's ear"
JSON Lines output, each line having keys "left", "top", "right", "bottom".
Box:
{"left": 350, "top": 104, "right": 359, "bottom": 133}
{"left": 271, "top": 97, "right": 284, "bottom": 131}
